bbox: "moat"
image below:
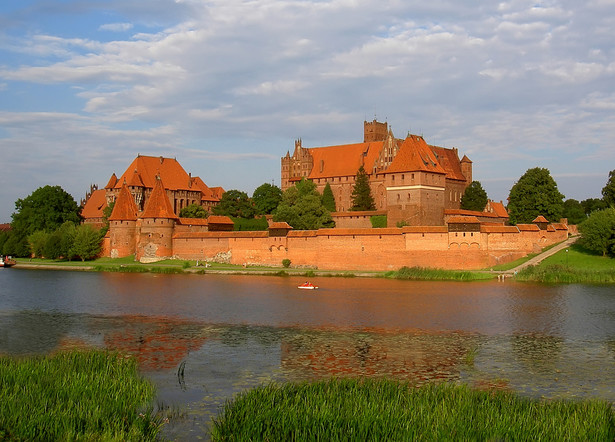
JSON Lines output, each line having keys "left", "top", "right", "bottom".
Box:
{"left": 1, "top": 268, "right": 614, "bottom": 440}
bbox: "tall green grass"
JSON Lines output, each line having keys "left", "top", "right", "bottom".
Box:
{"left": 516, "top": 244, "right": 615, "bottom": 283}
{"left": 385, "top": 266, "right": 493, "bottom": 281}
{"left": 0, "top": 350, "right": 161, "bottom": 441}
{"left": 211, "top": 378, "right": 615, "bottom": 441}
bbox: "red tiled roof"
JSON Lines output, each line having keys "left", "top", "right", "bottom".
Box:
{"left": 207, "top": 215, "right": 234, "bottom": 225}
{"left": 0, "top": 223, "right": 11, "bottom": 232}
{"left": 533, "top": 215, "right": 549, "bottom": 223}
{"left": 126, "top": 169, "right": 145, "bottom": 187}
{"left": 516, "top": 224, "right": 540, "bottom": 231}
{"left": 209, "top": 187, "right": 225, "bottom": 199}
{"left": 402, "top": 226, "right": 448, "bottom": 233}
{"left": 552, "top": 223, "right": 568, "bottom": 230}
{"left": 141, "top": 177, "right": 178, "bottom": 219}
{"left": 387, "top": 135, "right": 447, "bottom": 175}
{"left": 269, "top": 222, "right": 293, "bottom": 230}
{"left": 108, "top": 183, "right": 138, "bottom": 221}
{"left": 429, "top": 145, "right": 466, "bottom": 181}
{"left": 481, "top": 225, "right": 519, "bottom": 233}
{"left": 547, "top": 225, "right": 556, "bottom": 232}
{"left": 445, "top": 209, "right": 498, "bottom": 218}
{"left": 178, "top": 217, "right": 209, "bottom": 226}
{"left": 114, "top": 156, "right": 193, "bottom": 191}
{"left": 173, "top": 231, "right": 267, "bottom": 239}
{"left": 486, "top": 201, "right": 509, "bottom": 218}
{"left": 287, "top": 231, "right": 318, "bottom": 238}
{"left": 104, "top": 173, "right": 118, "bottom": 189}
{"left": 191, "top": 176, "right": 220, "bottom": 202}
{"left": 307, "top": 141, "right": 384, "bottom": 179}
{"left": 316, "top": 228, "right": 402, "bottom": 236}
{"left": 81, "top": 189, "right": 108, "bottom": 219}
{"left": 447, "top": 216, "right": 480, "bottom": 224}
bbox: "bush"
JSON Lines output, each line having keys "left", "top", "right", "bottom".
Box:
{"left": 370, "top": 215, "right": 387, "bottom": 228}
{"left": 232, "top": 217, "right": 268, "bottom": 231}
{"left": 282, "top": 259, "right": 291, "bottom": 268}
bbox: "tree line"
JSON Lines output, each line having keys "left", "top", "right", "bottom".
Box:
{"left": 2, "top": 167, "right": 615, "bottom": 259}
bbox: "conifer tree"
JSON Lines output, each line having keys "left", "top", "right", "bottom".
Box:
{"left": 460, "top": 181, "right": 488, "bottom": 211}
{"left": 602, "top": 170, "right": 615, "bottom": 207}
{"left": 321, "top": 182, "right": 336, "bottom": 212}
{"left": 350, "top": 165, "right": 375, "bottom": 211}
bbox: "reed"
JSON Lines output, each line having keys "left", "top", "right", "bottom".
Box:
{"left": 210, "top": 379, "right": 614, "bottom": 441}
{"left": 386, "top": 266, "right": 492, "bottom": 281}
{"left": 0, "top": 350, "right": 161, "bottom": 441}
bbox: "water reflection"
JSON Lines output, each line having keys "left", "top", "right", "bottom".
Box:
{"left": 1, "top": 269, "right": 614, "bottom": 440}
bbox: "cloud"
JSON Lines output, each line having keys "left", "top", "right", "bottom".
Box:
{"left": 2, "top": 0, "right": 615, "bottom": 220}
{"left": 98, "top": 22, "right": 134, "bottom": 32}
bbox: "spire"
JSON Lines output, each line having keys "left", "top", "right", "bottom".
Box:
{"left": 141, "top": 175, "right": 178, "bottom": 219}
{"left": 104, "top": 173, "right": 118, "bottom": 190}
{"left": 108, "top": 182, "right": 138, "bottom": 221}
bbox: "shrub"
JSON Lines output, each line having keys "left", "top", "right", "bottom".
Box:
{"left": 370, "top": 215, "right": 387, "bottom": 228}
{"left": 282, "top": 258, "right": 291, "bottom": 268}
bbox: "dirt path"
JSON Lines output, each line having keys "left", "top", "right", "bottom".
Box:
{"left": 499, "top": 235, "right": 579, "bottom": 276}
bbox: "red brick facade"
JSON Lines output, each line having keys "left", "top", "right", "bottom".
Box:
{"left": 281, "top": 121, "right": 472, "bottom": 226}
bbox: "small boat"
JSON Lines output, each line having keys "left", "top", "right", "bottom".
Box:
{"left": 0, "top": 256, "right": 16, "bottom": 268}
{"left": 298, "top": 282, "right": 318, "bottom": 290}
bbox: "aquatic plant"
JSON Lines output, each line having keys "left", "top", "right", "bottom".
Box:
{"left": 0, "top": 350, "right": 161, "bottom": 441}
{"left": 211, "top": 378, "right": 614, "bottom": 441}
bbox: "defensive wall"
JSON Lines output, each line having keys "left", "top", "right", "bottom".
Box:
{"left": 166, "top": 222, "right": 569, "bottom": 271}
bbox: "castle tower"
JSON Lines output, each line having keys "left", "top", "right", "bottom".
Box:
{"left": 460, "top": 155, "right": 473, "bottom": 186}
{"left": 136, "top": 175, "right": 178, "bottom": 262}
{"left": 364, "top": 119, "right": 388, "bottom": 142}
{"left": 108, "top": 181, "right": 139, "bottom": 259}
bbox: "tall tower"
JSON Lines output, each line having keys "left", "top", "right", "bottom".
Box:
{"left": 137, "top": 176, "right": 178, "bottom": 262}
{"left": 108, "top": 182, "right": 139, "bottom": 259}
{"left": 364, "top": 119, "right": 388, "bottom": 142}
{"left": 460, "top": 155, "right": 473, "bottom": 187}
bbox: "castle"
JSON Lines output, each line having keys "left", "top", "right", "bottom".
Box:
{"left": 281, "top": 120, "right": 473, "bottom": 226}
{"left": 85, "top": 124, "right": 569, "bottom": 270}
{"left": 82, "top": 155, "right": 224, "bottom": 228}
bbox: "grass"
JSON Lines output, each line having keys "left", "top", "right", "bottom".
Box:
{"left": 384, "top": 266, "right": 493, "bottom": 281}
{"left": 211, "top": 378, "right": 615, "bottom": 441}
{"left": 516, "top": 243, "right": 615, "bottom": 283}
{"left": 0, "top": 350, "right": 162, "bottom": 441}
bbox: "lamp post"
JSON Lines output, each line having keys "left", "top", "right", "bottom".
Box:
{"left": 566, "top": 248, "right": 569, "bottom": 267}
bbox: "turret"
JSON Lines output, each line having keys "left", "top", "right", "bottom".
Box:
{"left": 460, "top": 154, "right": 473, "bottom": 186}
{"left": 108, "top": 182, "right": 139, "bottom": 258}
{"left": 136, "top": 176, "right": 178, "bottom": 262}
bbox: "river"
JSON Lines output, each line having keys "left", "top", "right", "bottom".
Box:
{"left": 1, "top": 268, "right": 614, "bottom": 440}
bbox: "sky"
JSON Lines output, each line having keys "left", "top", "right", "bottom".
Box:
{"left": 1, "top": 0, "right": 614, "bottom": 223}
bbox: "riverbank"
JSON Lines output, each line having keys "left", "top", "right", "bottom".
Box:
{"left": 10, "top": 239, "right": 614, "bottom": 283}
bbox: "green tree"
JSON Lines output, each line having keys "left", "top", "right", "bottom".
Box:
{"left": 179, "top": 203, "right": 208, "bottom": 218}
{"left": 507, "top": 168, "right": 564, "bottom": 225}
{"left": 252, "top": 183, "right": 282, "bottom": 215}
{"left": 213, "top": 190, "right": 255, "bottom": 218}
{"left": 28, "top": 230, "right": 49, "bottom": 258}
{"left": 562, "top": 199, "right": 586, "bottom": 225}
{"left": 350, "top": 165, "right": 375, "bottom": 211}
{"left": 601, "top": 170, "right": 615, "bottom": 207}
{"left": 578, "top": 208, "right": 615, "bottom": 257}
{"left": 1, "top": 231, "right": 29, "bottom": 257}
{"left": 43, "top": 222, "right": 77, "bottom": 260}
{"left": 273, "top": 178, "right": 335, "bottom": 230}
{"left": 11, "top": 185, "right": 81, "bottom": 237}
{"left": 581, "top": 198, "right": 608, "bottom": 216}
{"left": 460, "top": 181, "right": 488, "bottom": 211}
{"left": 321, "top": 182, "right": 336, "bottom": 212}
{"left": 70, "top": 224, "right": 103, "bottom": 261}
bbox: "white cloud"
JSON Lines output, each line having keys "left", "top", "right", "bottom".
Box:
{"left": 98, "top": 22, "right": 134, "bottom": 32}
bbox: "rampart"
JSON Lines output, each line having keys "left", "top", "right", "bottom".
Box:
{"left": 168, "top": 223, "right": 569, "bottom": 271}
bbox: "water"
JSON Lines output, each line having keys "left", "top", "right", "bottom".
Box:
{"left": 1, "top": 268, "right": 614, "bottom": 440}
